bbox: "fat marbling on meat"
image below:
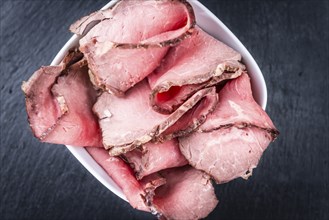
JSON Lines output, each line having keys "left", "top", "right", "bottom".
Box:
{"left": 179, "top": 73, "right": 279, "bottom": 183}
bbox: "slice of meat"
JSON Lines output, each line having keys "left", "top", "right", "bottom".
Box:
{"left": 76, "top": 0, "right": 195, "bottom": 46}
{"left": 199, "top": 73, "right": 279, "bottom": 136}
{"left": 22, "top": 51, "right": 102, "bottom": 147}
{"left": 85, "top": 46, "right": 169, "bottom": 95}
{"left": 93, "top": 80, "right": 215, "bottom": 156}
{"left": 123, "top": 139, "right": 188, "bottom": 180}
{"left": 73, "top": 0, "right": 195, "bottom": 95}
{"left": 152, "top": 166, "right": 218, "bottom": 219}
{"left": 179, "top": 73, "right": 279, "bottom": 183}
{"left": 148, "top": 26, "right": 245, "bottom": 114}
{"left": 22, "top": 65, "right": 65, "bottom": 139}
{"left": 86, "top": 147, "right": 166, "bottom": 212}
{"left": 48, "top": 60, "right": 102, "bottom": 147}
{"left": 179, "top": 127, "right": 272, "bottom": 184}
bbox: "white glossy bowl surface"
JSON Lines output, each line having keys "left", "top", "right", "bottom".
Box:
{"left": 50, "top": 0, "right": 267, "bottom": 202}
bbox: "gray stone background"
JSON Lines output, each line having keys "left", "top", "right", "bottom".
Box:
{"left": 0, "top": 0, "right": 328, "bottom": 219}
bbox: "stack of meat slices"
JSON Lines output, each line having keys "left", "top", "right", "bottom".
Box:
{"left": 22, "top": 0, "right": 279, "bottom": 219}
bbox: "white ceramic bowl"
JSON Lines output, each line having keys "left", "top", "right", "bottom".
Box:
{"left": 50, "top": 0, "right": 267, "bottom": 202}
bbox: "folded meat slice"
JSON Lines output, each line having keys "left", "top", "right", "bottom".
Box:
{"left": 148, "top": 26, "right": 245, "bottom": 114}
{"left": 22, "top": 65, "right": 64, "bottom": 139}
{"left": 93, "top": 80, "right": 216, "bottom": 156}
{"left": 152, "top": 166, "right": 218, "bottom": 219}
{"left": 72, "top": 0, "right": 195, "bottom": 95}
{"left": 198, "top": 73, "right": 278, "bottom": 134}
{"left": 161, "top": 88, "right": 218, "bottom": 139}
{"left": 179, "top": 73, "right": 279, "bottom": 183}
{"left": 22, "top": 51, "right": 102, "bottom": 147}
{"left": 123, "top": 139, "right": 188, "bottom": 180}
{"left": 86, "top": 147, "right": 166, "bottom": 212}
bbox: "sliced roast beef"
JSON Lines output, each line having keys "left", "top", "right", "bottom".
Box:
{"left": 198, "top": 73, "right": 278, "bottom": 134}
{"left": 179, "top": 127, "right": 273, "bottom": 184}
{"left": 161, "top": 86, "right": 218, "bottom": 139}
{"left": 22, "top": 51, "right": 102, "bottom": 147}
{"left": 86, "top": 147, "right": 166, "bottom": 212}
{"left": 123, "top": 139, "right": 188, "bottom": 180}
{"left": 152, "top": 166, "right": 218, "bottom": 220}
{"left": 22, "top": 65, "right": 65, "bottom": 139}
{"left": 93, "top": 80, "right": 216, "bottom": 156}
{"left": 73, "top": 0, "right": 195, "bottom": 95}
{"left": 77, "top": 0, "right": 195, "bottom": 46}
{"left": 179, "top": 73, "right": 279, "bottom": 183}
{"left": 86, "top": 148, "right": 218, "bottom": 218}
{"left": 148, "top": 26, "right": 245, "bottom": 114}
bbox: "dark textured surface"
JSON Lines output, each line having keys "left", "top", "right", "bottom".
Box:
{"left": 0, "top": 0, "right": 328, "bottom": 219}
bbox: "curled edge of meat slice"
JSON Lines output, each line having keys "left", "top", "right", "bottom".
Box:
{"left": 148, "top": 27, "right": 246, "bottom": 114}
{"left": 150, "top": 62, "right": 244, "bottom": 114}
{"left": 69, "top": 8, "right": 113, "bottom": 36}
{"left": 160, "top": 86, "right": 218, "bottom": 140}
{"left": 22, "top": 65, "right": 66, "bottom": 140}
{"left": 22, "top": 50, "right": 102, "bottom": 147}
{"left": 21, "top": 50, "right": 82, "bottom": 140}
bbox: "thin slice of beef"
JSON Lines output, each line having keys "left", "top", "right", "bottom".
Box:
{"left": 179, "top": 73, "right": 279, "bottom": 183}
{"left": 75, "top": 0, "right": 195, "bottom": 47}
{"left": 22, "top": 65, "right": 65, "bottom": 139}
{"left": 93, "top": 80, "right": 216, "bottom": 156}
{"left": 86, "top": 147, "right": 166, "bottom": 212}
{"left": 22, "top": 51, "right": 102, "bottom": 147}
{"left": 198, "top": 73, "right": 279, "bottom": 136}
{"left": 179, "top": 127, "right": 272, "bottom": 184}
{"left": 73, "top": 0, "right": 195, "bottom": 95}
{"left": 148, "top": 26, "right": 245, "bottom": 114}
{"left": 152, "top": 166, "right": 218, "bottom": 220}
{"left": 48, "top": 60, "right": 102, "bottom": 147}
{"left": 86, "top": 148, "right": 217, "bottom": 218}
{"left": 123, "top": 139, "right": 188, "bottom": 180}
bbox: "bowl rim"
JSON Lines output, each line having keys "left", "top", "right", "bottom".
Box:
{"left": 50, "top": 0, "right": 267, "bottom": 202}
